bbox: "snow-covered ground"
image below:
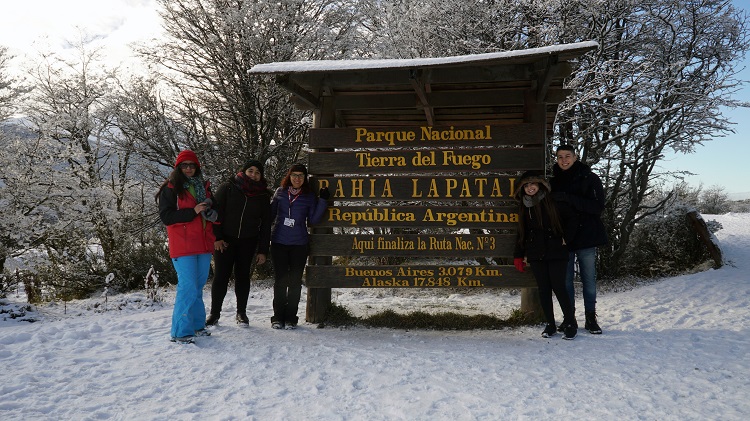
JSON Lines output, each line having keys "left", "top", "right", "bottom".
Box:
{"left": 1, "top": 213, "right": 748, "bottom": 420}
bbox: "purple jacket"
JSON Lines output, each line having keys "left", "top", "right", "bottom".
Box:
{"left": 270, "top": 187, "right": 327, "bottom": 246}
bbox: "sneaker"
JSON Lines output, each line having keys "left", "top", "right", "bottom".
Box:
{"left": 206, "top": 314, "right": 220, "bottom": 326}
{"left": 585, "top": 311, "right": 603, "bottom": 334}
{"left": 541, "top": 324, "right": 557, "bottom": 338}
{"left": 271, "top": 321, "right": 283, "bottom": 329}
{"left": 170, "top": 336, "right": 195, "bottom": 344}
{"left": 284, "top": 322, "right": 297, "bottom": 330}
{"left": 195, "top": 328, "right": 211, "bottom": 337}
{"left": 236, "top": 313, "right": 249, "bottom": 326}
{"left": 562, "top": 323, "right": 578, "bottom": 340}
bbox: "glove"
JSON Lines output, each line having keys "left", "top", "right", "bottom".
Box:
{"left": 550, "top": 192, "right": 567, "bottom": 202}
{"left": 319, "top": 187, "right": 330, "bottom": 200}
{"left": 202, "top": 208, "right": 218, "bottom": 222}
{"left": 202, "top": 198, "right": 213, "bottom": 206}
{"left": 514, "top": 258, "right": 526, "bottom": 272}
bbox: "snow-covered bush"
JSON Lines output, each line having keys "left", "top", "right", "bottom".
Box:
{"left": 619, "top": 205, "right": 722, "bottom": 277}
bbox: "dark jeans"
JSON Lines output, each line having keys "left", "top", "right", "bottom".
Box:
{"left": 210, "top": 236, "right": 259, "bottom": 315}
{"left": 530, "top": 258, "right": 576, "bottom": 326}
{"left": 271, "top": 243, "right": 308, "bottom": 325}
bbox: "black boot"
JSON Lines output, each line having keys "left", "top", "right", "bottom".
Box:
{"left": 585, "top": 311, "right": 602, "bottom": 334}
{"left": 206, "top": 313, "right": 220, "bottom": 326}
{"left": 236, "top": 312, "right": 249, "bottom": 326}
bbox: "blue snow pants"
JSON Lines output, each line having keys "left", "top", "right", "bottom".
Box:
{"left": 171, "top": 253, "right": 212, "bottom": 338}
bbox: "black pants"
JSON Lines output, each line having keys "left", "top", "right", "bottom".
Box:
{"left": 271, "top": 243, "right": 308, "bottom": 325}
{"left": 530, "top": 258, "right": 575, "bottom": 326}
{"left": 210, "top": 236, "right": 259, "bottom": 315}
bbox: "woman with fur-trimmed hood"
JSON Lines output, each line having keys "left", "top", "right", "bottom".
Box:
{"left": 513, "top": 170, "right": 578, "bottom": 340}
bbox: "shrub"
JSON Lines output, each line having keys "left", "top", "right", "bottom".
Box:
{"left": 619, "top": 205, "right": 722, "bottom": 277}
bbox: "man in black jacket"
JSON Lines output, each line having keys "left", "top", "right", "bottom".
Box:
{"left": 550, "top": 145, "right": 608, "bottom": 334}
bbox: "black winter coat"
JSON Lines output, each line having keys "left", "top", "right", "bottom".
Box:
{"left": 550, "top": 160, "right": 608, "bottom": 250}
{"left": 514, "top": 197, "right": 578, "bottom": 261}
{"left": 212, "top": 180, "right": 272, "bottom": 254}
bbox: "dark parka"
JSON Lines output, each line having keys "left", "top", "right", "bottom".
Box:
{"left": 550, "top": 160, "right": 608, "bottom": 250}
{"left": 212, "top": 181, "right": 272, "bottom": 254}
{"left": 513, "top": 194, "right": 578, "bottom": 262}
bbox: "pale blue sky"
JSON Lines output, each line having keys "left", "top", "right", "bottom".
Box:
{"left": 1, "top": 0, "right": 748, "bottom": 198}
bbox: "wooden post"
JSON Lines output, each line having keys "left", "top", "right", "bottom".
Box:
{"left": 519, "top": 89, "right": 547, "bottom": 322}
{"left": 306, "top": 95, "right": 335, "bottom": 323}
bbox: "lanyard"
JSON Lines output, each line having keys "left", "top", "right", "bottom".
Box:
{"left": 287, "top": 190, "right": 300, "bottom": 218}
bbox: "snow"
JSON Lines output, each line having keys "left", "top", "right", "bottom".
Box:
{"left": 1, "top": 212, "right": 749, "bottom": 420}
{"left": 248, "top": 41, "right": 599, "bottom": 74}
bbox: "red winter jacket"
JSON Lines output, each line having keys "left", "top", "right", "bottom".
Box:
{"left": 158, "top": 181, "right": 216, "bottom": 258}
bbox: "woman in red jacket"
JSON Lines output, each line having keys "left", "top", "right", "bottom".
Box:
{"left": 156, "top": 150, "right": 217, "bottom": 344}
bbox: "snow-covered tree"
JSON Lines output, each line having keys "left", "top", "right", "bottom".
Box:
{"left": 364, "top": 0, "right": 750, "bottom": 277}
{"left": 555, "top": 0, "right": 750, "bottom": 275}
{"left": 141, "top": 0, "right": 364, "bottom": 182}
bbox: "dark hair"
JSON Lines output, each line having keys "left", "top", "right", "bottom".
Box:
{"left": 556, "top": 144, "right": 577, "bottom": 154}
{"left": 280, "top": 163, "right": 311, "bottom": 192}
{"left": 155, "top": 165, "right": 203, "bottom": 202}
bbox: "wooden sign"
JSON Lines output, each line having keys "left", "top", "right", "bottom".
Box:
{"left": 309, "top": 124, "right": 543, "bottom": 149}
{"left": 317, "top": 205, "right": 519, "bottom": 228}
{"left": 305, "top": 265, "right": 536, "bottom": 288}
{"left": 311, "top": 175, "right": 520, "bottom": 202}
{"left": 308, "top": 147, "right": 543, "bottom": 175}
{"left": 309, "top": 234, "right": 516, "bottom": 257}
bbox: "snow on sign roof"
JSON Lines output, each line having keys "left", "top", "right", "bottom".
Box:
{"left": 248, "top": 41, "right": 598, "bottom": 74}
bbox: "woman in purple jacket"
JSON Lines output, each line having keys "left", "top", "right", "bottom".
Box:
{"left": 269, "top": 163, "right": 329, "bottom": 329}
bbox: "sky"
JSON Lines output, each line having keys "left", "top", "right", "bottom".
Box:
{"left": 0, "top": 0, "right": 749, "bottom": 198}
{"left": 1, "top": 212, "right": 749, "bottom": 419}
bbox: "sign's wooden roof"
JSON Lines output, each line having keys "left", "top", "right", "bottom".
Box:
{"left": 248, "top": 41, "right": 597, "bottom": 129}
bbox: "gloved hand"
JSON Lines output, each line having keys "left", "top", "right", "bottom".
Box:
{"left": 202, "top": 208, "right": 218, "bottom": 222}
{"left": 319, "top": 187, "right": 330, "bottom": 200}
{"left": 514, "top": 258, "right": 526, "bottom": 272}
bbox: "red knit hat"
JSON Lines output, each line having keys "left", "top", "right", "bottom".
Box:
{"left": 175, "top": 150, "right": 200, "bottom": 168}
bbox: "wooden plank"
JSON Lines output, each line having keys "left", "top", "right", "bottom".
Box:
{"left": 309, "top": 124, "right": 541, "bottom": 148}
{"left": 311, "top": 175, "right": 522, "bottom": 202}
{"left": 305, "top": 265, "right": 536, "bottom": 288}
{"left": 308, "top": 147, "right": 544, "bottom": 175}
{"left": 317, "top": 205, "right": 519, "bottom": 228}
{"left": 309, "top": 234, "right": 516, "bottom": 257}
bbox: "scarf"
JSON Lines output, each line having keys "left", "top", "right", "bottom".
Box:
{"left": 522, "top": 191, "right": 546, "bottom": 208}
{"left": 184, "top": 176, "right": 206, "bottom": 203}
{"left": 233, "top": 172, "right": 268, "bottom": 197}
{"left": 288, "top": 186, "right": 301, "bottom": 196}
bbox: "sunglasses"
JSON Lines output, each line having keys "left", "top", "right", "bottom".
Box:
{"left": 179, "top": 163, "right": 198, "bottom": 169}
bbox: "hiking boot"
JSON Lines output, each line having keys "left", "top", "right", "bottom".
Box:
{"left": 170, "top": 336, "right": 195, "bottom": 344}
{"left": 541, "top": 324, "right": 557, "bottom": 338}
{"left": 585, "top": 311, "right": 603, "bottom": 334}
{"left": 284, "top": 322, "right": 297, "bottom": 330}
{"left": 206, "top": 314, "right": 220, "bottom": 326}
{"left": 271, "top": 321, "right": 283, "bottom": 329}
{"left": 562, "top": 323, "right": 577, "bottom": 340}
{"left": 195, "top": 328, "right": 211, "bottom": 337}
{"left": 236, "top": 313, "right": 249, "bottom": 326}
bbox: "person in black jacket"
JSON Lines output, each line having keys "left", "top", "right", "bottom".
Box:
{"left": 513, "top": 171, "right": 578, "bottom": 340}
{"left": 550, "top": 145, "right": 608, "bottom": 334}
{"left": 206, "top": 159, "right": 272, "bottom": 327}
